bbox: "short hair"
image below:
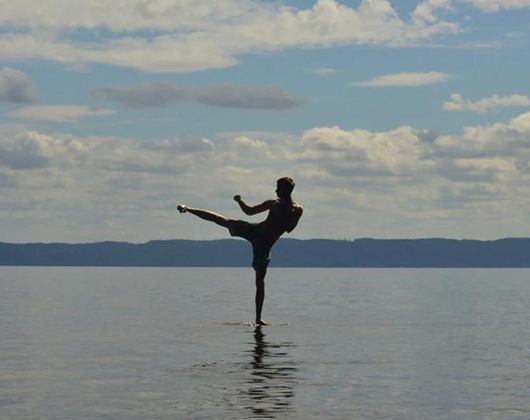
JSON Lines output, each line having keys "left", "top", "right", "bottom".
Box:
{"left": 277, "top": 177, "right": 295, "bottom": 193}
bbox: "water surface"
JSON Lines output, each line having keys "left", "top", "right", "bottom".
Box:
{"left": 1, "top": 267, "right": 529, "bottom": 419}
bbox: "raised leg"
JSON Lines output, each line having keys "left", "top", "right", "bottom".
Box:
{"left": 254, "top": 267, "right": 268, "bottom": 325}
{"left": 178, "top": 205, "right": 229, "bottom": 228}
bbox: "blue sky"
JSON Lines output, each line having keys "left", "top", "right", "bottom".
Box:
{"left": 1, "top": 0, "right": 530, "bottom": 242}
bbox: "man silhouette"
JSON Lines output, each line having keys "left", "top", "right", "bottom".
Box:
{"left": 177, "top": 177, "right": 303, "bottom": 325}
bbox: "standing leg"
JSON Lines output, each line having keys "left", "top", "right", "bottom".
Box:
{"left": 178, "top": 205, "right": 229, "bottom": 228}
{"left": 254, "top": 267, "right": 268, "bottom": 326}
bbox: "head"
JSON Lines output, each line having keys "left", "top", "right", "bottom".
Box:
{"left": 276, "top": 177, "right": 295, "bottom": 199}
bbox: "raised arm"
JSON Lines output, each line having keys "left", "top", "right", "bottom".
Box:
{"left": 234, "top": 195, "right": 275, "bottom": 216}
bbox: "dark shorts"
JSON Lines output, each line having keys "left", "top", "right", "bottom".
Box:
{"left": 227, "top": 220, "right": 271, "bottom": 270}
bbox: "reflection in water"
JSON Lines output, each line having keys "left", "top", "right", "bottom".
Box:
{"left": 242, "top": 327, "right": 298, "bottom": 418}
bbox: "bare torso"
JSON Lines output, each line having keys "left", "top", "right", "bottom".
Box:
{"left": 258, "top": 199, "right": 303, "bottom": 245}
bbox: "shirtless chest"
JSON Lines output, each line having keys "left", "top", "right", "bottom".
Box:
{"left": 266, "top": 201, "right": 301, "bottom": 227}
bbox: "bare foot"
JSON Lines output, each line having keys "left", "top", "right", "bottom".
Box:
{"left": 177, "top": 204, "right": 188, "bottom": 213}
{"left": 255, "top": 319, "right": 269, "bottom": 326}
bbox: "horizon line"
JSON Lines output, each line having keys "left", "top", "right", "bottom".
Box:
{"left": 2, "top": 237, "right": 530, "bottom": 246}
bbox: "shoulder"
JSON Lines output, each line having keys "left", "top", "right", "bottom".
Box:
{"left": 291, "top": 203, "right": 303, "bottom": 218}
{"left": 259, "top": 199, "right": 277, "bottom": 210}
{"left": 266, "top": 199, "right": 279, "bottom": 207}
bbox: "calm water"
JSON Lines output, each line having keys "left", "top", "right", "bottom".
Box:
{"left": 1, "top": 268, "right": 530, "bottom": 419}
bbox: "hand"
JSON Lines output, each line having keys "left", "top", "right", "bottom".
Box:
{"left": 233, "top": 195, "right": 242, "bottom": 202}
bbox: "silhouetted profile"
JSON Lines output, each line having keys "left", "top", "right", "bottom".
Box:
{"left": 177, "top": 177, "right": 303, "bottom": 325}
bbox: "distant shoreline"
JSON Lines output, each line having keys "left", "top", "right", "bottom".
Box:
{"left": 2, "top": 238, "right": 530, "bottom": 267}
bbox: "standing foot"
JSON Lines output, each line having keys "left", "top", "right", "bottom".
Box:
{"left": 255, "top": 319, "right": 269, "bottom": 326}
{"left": 177, "top": 204, "right": 188, "bottom": 213}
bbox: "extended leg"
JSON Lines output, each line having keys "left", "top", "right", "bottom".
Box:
{"left": 254, "top": 267, "right": 268, "bottom": 325}
{"left": 178, "top": 205, "right": 229, "bottom": 228}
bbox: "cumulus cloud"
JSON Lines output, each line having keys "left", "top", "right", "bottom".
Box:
{"left": 443, "top": 93, "right": 530, "bottom": 113}
{"left": 412, "top": 0, "right": 454, "bottom": 23}
{"left": 353, "top": 71, "right": 451, "bottom": 87}
{"left": 0, "top": 130, "right": 214, "bottom": 173}
{"left": 97, "top": 82, "right": 304, "bottom": 110}
{"left": 0, "top": 131, "right": 90, "bottom": 170}
{"left": 454, "top": 158, "right": 516, "bottom": 173}
{"left": 298, "top": 125, "right": 432, "bottom": 176}
{"left": 4, "top": 111, "right": 530, "bottom": 241}
{"left": 230, "top": 135, "right": 268, "bottom": 152}
{"left": 511, "top": 111, "right": 530, "bottom": 133}
{"left": 0, "top": 67, "right": 37, "bottom": 103}
{"left": 0, "top": 0, "right": 459, "bottom": 73}
{"left": 465, "top": 0, "right": 530, "bottom": 11}
{"left": 8, "top": 105, "right": 115, "bottom": 122}
{"left": 433, "top": 111, "right": 530, "bottom": 158}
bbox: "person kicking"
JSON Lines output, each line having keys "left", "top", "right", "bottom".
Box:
{"left": 177, "top": 177, "right": 303, "bottom": 326}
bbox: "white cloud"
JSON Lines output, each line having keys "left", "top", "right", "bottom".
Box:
{"left": 297, "top": 125, "right": 433, "bottom": 176}
{"left": 443, "top": 93, "right": 530, "bottom": 113}
{"left": 0, "top": 0, "right": 252, "bottom": 32}
{"left": 511, "top": 111, "right": 530, "bottom": 133}
{"left": 412, "top": 0, "right": 453, "bottom": 23}
{"left": 314, "top": 67, "right": 339, "bottom": 76}
{"left": 454, "top": 158, "right": 516, "bottom": 173}
{"left": 231, "top": 135, "right": 268, "bottom": 151}
{"left": 0, "top": 131, "right": 91, "bottom": 169}
{"left": 454, "top": 40, "right": 503, "bottom": 49}
{"left": 4, "top": 111, "right": 530, "bottom": 241}
{"left": 8, "top": 105, "right": 115, "bottom": 122}
{"left": 433, "top": 111, "right": 530, "bottom": 159}
{"left": 98, "top": 82, "right": 304, "bottom": 109}
{"left": 0, "top": 67, "right": 37, "bottom": 103}
{"left": 0, "top": 0, "right": 459, "bottom": 73}
{"left": 0, "top": 130, "right": 214, "bottom": 173}
{"left": 465, "top": 0, "right": 530, "bottom": 12}
{"left": 353, "top": 71, "right": 451, "bottom": 87}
